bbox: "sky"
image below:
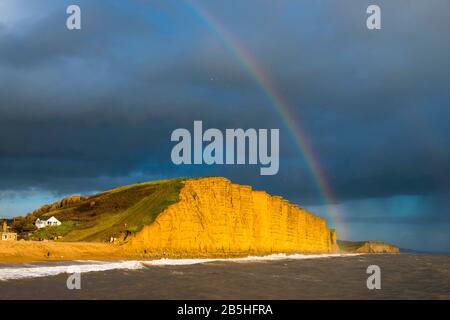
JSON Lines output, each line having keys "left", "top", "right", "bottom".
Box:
{"left": 0, "top": 0, "right": 449, "bottom": 252}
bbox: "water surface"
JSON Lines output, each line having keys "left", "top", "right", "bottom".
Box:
{"left": 0, "top": 254, "right": 448, "bottom": 299}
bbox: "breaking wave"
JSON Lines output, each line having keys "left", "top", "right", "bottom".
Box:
{"left": 142, "top": 253, "right": 361, "bottom": 266}
{"left": 0, "top": 253, "right": 361, "bottom": 281}
{"left": 0, "top": 260, "right": 144, "bottom": 281}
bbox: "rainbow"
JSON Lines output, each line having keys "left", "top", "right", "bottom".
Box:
{"left": 185, "top": 0, "right": 345, "bottom": 237}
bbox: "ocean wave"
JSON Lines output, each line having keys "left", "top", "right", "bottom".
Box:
{"left": 0, "top": 253, "right": 361, "bottom": 281}
{"left": 0, "top": 260, "right": 144, "bottom": 281}
{"left": 142, "top": 253, "right": 362, "bottom": 266}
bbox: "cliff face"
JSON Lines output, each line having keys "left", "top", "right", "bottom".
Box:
{"left": 125, "top": 177, "right": 338, "bottom": 255}
{"left": 354, "top": 241, "right": 400, "bottom": 253}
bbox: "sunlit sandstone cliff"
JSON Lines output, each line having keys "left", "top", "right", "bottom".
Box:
{"left": 124, "top": 177, "right": 339, "bottom": 255}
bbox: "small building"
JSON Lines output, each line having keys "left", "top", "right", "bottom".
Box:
{"left": 1, "top": 220, "right": 17, "bottom": 241}
{"left": 35, "top": 216, "right": 62, "bottom": 229}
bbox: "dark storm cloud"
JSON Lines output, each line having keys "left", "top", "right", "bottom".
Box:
{"left": 0, "top": 0, "right": 449, "bottom": 218}
{"left": 0, "top": 1, "right": 154, "bottom": 67}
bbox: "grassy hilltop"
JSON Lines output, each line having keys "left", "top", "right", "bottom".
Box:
{"left": 16, "top": 178, "right": 185, "bottom": 242}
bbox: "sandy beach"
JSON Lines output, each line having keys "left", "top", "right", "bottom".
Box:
{"left": 0, "top": 241, "right": 350, "bottom": 263}
{"left": 0, "top": 241, "right": 131, "bottom": 263}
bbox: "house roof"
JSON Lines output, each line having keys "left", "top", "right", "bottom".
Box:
{"left": 35, "top": 216, "right": 60, "bottom": 223}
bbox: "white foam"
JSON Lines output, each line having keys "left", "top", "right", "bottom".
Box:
{"left": 0, "top": 260, "right": 144, "bottom": 281}
{"left": 0, "top": 253, "right": 361, "bottom": 281}
{"left": 142, "top": 253, "right": 361, "bottom": 266}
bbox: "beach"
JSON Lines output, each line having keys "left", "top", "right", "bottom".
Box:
{"left": 0, "top": 240, "right": 128, "bottom": 263}
{"left": 0, "top": 241, "right": 348, "bottom": 263}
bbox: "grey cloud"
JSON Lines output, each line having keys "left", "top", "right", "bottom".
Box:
{"left": 0, "top": 0, "right": 449, "bottom": 212}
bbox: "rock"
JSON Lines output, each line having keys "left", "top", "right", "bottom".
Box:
{"left": 125, "top": 177, "right": 339, "bottom": 255}
{"left": 338, "top": 240, "right": 399, "bottom": 253}
{"left": 354, "top": 241, "right": 400, "bottom": 253}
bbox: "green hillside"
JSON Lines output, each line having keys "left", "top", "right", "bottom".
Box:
{"left": 19, "top": 178, "right": 185, "bottom": 242}
{"left": 337, "top": 240, "right": 366, "bottom": 252}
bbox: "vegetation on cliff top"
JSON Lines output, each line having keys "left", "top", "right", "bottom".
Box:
{"left": 337, "top": 240, "right": 367, "bottom": 252}
{"left": 15, "top": 178, "right": 185, "bottom": 242}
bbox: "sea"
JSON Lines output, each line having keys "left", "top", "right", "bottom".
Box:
{"left": 0, "top": 253, "right": 449, "bottom": 299}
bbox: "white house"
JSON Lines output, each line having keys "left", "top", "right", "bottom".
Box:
{"left": 35, "top": 216, "right": 62, "bottom": 229}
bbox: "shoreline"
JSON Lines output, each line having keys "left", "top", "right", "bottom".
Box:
{"left": 0, "top": 241, "right": 351, "bottom": 264}
{"left": 1, "top": 240, "right": 402, "bottom": 264}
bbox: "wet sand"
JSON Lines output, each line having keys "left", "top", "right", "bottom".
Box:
{"left": 0, "top": 254, "right": 449, "bottom": 299}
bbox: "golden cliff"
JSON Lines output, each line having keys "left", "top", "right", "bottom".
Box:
{"left": 124, "top": 177, "right": 339, "bottom": 256}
